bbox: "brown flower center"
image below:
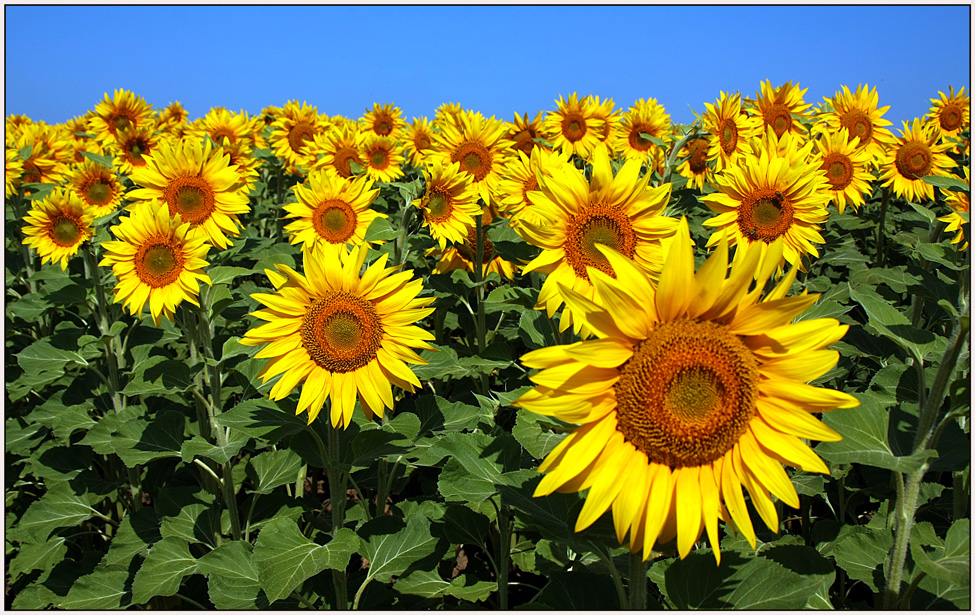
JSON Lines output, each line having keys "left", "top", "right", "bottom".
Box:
{"left": 300, "top": 291, "right": 384, "bottom": 373}
{"left": 687, "top": 138, "right": 710, "bottom": 174}
{"left": 839, "top": 110, "right": 874, "bottom": 145}
{"left": 164, "top": 176, "right": 216, "bottom": 225}
{"left": 313, "top": 199, "right": 356, "bottom": 244}
{"left": 627, "top": 124, "right": 654, "bottom": 152}
{"left": 561, "top": 113, "right": 587, "bottom": 142}
{"left": 510, "top": 128, "right": 537, "bottom": 155}
{"left": 564, "top": 205, "right": 636, "bottom": 280}
{"left": 737, "top": 188, "right": 794, "bottom": 243}
{"left": 452, "top": 142, "right": 492, "bottom": 182}
{"left": 718, "top": 119, "right": 738, "bottom": 156}
{"left": 85, "top": 180, "right": 113, "bottom": 206}
{"left": 939, "top": 103, "right": 964, "bottom": 132}
{"left": 424, "top": 190, "right": 453, "bottom": 223}
{"left": 288, "top": 121, "right": 315, "bottom": 154}
{"left": 135, "top": 239, "right": 184, "bottom": 288}
{"left": 764, "top": 103, "right": 793, "bottom": 137}
{"left": 50, "top": 216, "right": 82, "bottom": 247}
{"left": 894, "top": 140, "right": 933, "bottom": 180}
{"left": 821, "top": 153, "right": 854, "bottom": 190}
{"left": 334, "top": 147, "right": 360, "bottom": 178}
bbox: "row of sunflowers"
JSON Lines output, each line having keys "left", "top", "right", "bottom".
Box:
{"left": 5, "top": 81, "right": 970, "bottom": 610}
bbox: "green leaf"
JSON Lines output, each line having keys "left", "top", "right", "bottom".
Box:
{"left": 413, "top": 395, "right": 482, "bottom": 436}
{"left": 197, "top": 541, "right": 268, "bottom": 609}
{"left": 922, "top": 174, "right": 970, "bottom": 192}
{"left": 102, "top": 508, "right": 161, "bottom": 569}
{"left": 253, "top": 518, "right": 357, "bottom": 603}
{"left": 60, "top": 568, "right": 132, "bottom": 609}
{"left": 911, "top": 518, "right": 969, "bottom": 587}
{"left": 180, "top": 431, "right": 248, "bottom": 465}
{"left": 122, "top": 357, "right": 196, "bottom": 395}
{"left": 208, "top": 265, "right": 253, "bottom": 286}
{"left": 849, "top": 284, "right": 945, "bottom": 361}
{"left": 484, "top": 284, "right": 536, "bottom": 314}
{"left": 518, "top": 309, "right": 558, "bottom": 349}
{"left": 16, "top": 338, "right": 88, "bottom": 373}
{"left": 131, "top": 536, "right": 200, "bottom": 603}
{"left": 13, "top": 482, "right": 101, "bottom": 542}
{"left": 535, "top": 565, "right": 623, "bottom": 609}
{"left": 246, "top": 448, "right": 304, "bottom": 494}
{"left": 393, "top": 568, "right": 496, "bottom": 602}
{"left": 358, "top": 514, "right": 444, "bottom": 584}
{"left": 512, "top": 409, "right": 569, "bottom": 460}
{"left": 81, "top": 407, "right": 185, "bottom": 468}
{"left": 8, "top": 536, "right": 67, "bottom": 580}
{"left": 79, "top": 150, "right": 114, "bottom": 167}
{"left": 442, "top": 504, "right": 490, "bottom": 547}
{"left": 429, "top": 432, "right": 520, "bottom": 502}
{"left": 819, "top": 525, "right": 892, "bottom": 592}
{"left": 29, "top": 390, "right": 95, "bottom": 441}
{"left": 5, "top": 416, "right": 45, "bottom": 456}
{"left": 364, "top": 216, "right": 402, "bottom": 241}
{"left": 215, "top": 398, "right": 307, "bottom": 441}
{"left": 156, "top": 487, "right": 222, "bottom": 549}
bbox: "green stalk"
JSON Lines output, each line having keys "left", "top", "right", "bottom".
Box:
{"left": 326, "top": 421, "right": 349, "bottom": 609}
{"left": 874, "top": 188, "right": 891, "bottom": 267}
{"left": 660, "top": 129, "right": 698, "bottom": 188}
{"left": 628, "top": 550, "right": 647, "bottom": 610}
{"left": 496, "top": 503, "right": 512, "bottom": 610}
{"left": 595, "top": 547, "right": 629, "bottom": 609}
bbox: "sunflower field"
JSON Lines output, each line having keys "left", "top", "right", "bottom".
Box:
{"left": 4, "top": 83, "right": 970, "bottom": 610}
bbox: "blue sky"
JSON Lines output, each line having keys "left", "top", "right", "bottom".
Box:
{"left": 5, "top": 5, "right": 971, "bottom": 128}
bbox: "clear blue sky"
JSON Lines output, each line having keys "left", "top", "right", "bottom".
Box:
{"left": 4, "top": 5, "right": 971, "bottom": 128}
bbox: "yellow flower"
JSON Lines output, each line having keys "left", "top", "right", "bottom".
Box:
{"left": 939, "top": 166, "right": 970, "bottom": 250}
{"left": 675, "top": 138, "right": 711, "bottom": 191}
{"left": 284, "top": 170, "right": 384, "bottom": 257}
{"left": 88, "top": 89, "right": 154, "bottom": 145}
{"left": 813, "top": 128, "right": 875, "bottom": 214}
{"left": 431, "top": 111, "right": 513, "bottom": 205}
{"left": 21, "top": 188, "right": 95, "bottom": 270}
{"left": 429, "top": 206, "right": 517, "bottom": 280}
{"left": 413, "top": 161, "right": 481, "bottom": 249}
{"left": 113, "top": 124, "right": 165, "bottom": 176}
{"left": 925, "top": 85, "right": 970, "bottom": 138}
{"left": 5, "top": 147, "right": 24, "bottom": 198}
{"left": 310, "top": 123, "right": 364, "bottom": 179}
{"left": 614, "top": 98, "right": 671, "bottom": 163}
{"left": 128, "top": 137, "right": 251, "bottom": 250}
{"left": 67, "top": 157, "right": 124, "bottom": 218}
{"left": 268, "top": 100, "right": 329, "bottom": 174}
{"left": 816, "top": 84, "right": 896, "bottom": 166}
{"left": 702, "top": 91, "right": 762, "bottom": 172}
{"left": 404, "top": 117, "right": 436, "bottom": 167}
{"left": 239, "top": 246, "right": 436, "bottom": 428}
{"left": 359, "top": 134, "right": 405, "bottom": 183}
{"left": 506, "top": 111, "right": 547, "bottom": 157}
{"left": 542, "top": 93, "right": 606, "bottom": 161}
{"left": 99, "top": 200, "right": 212, "bottom": 326}
{"left": 515, "top": 219, "right": 858, "bottom": 563}
{"left": 878, "top": 119, "right": 957, "bottom": 203}
{"left": 748, "top": 80, "right": 813, "bottom": 139}
{"left": 360, "top": 103, "right": 406, "bottom": 140}
{"left": 588, "top": 95, "right": 621, "bottom": 154}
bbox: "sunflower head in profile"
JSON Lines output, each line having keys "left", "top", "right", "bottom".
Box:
{"left": 22, "top": 188, "right": 95, "bottom": 270}
{"left": 519, "top": 143, "right": 679, "bottom": 336}
{"left": 268, "top": 100, "right": 329, "bottom": 174}
{"left": 675, "top": 137, "right": 712, "bottom": 191}
{"left": 239, "top": 245, "right": 436, "bottom": 428}
{"left": 359, "top": 134, "right": 406, "bottom": 183}
{"left": 88, "top": 89, "right": 155, "bottom": 145}
{"left": 814, "top": 127, "right": 874, "bottom": 214}
{"left": 748, "top": 80, "right": 813, "bottom": 139}
{"left": 614, "top": 97, "right": 671, "bottom": 163}
{"left": 542, "top": 93, "right": 606, "bottom": 161}
{"left": 11, "top": 122, "right": 72, "bottom": 190}
{"left": 701, "top": 128, "right": 831, "bottom": 272}
{"left": 99, "top": 199, "right": 212, "bottom": 326}
{"left": 515, "top": 218, "right": 858, "bottom": 563}
{"left": 815, "top": 84, "right": 896, "bottom": 166}
{"left": 925, "top": 85, "right": 970, "bottom": 139}
{"left": 404, "top": 117, "right": 436, "bottom": 167}
{"left": 431, "top": 110, "right": 513, "bottom": 205}
{"left": 702, "top": 91, "right": 761, "bottom": 172}
{"left": 67, "top": 157, "right": 124, "bottom": 218}
{"left": 127, "top": 137, "right": 251, "bottom": 250}
{"left": 413, "top": 160, "right": 481, "bottom": 249}
{"left": 433, "top": 102, "right": 466, "bottom": 132}
{"left": 310, "top": 123, "right": 364, "bottom": 179}
{"left": 361, "top": 102, "right": 406, "bottom": 140}
{"left": 878, "top": 119, "right": 957, "bottom": 204}
{"left": 429, "top": 205, "right": 518, "bottom": 280}
{"left": 506, "top": 111, "right": 547, "bottom": 157}
{"left": 284, "top": 169, "right": 384, "bottom": 257}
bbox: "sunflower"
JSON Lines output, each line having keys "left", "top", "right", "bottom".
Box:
{"left": 748, "top": 80, "right": 813, "bottom": 139}
{"left": 99, "top": 199, "right": 212, "bottom": 326}
{"left": 88, "top": 89, "right": 154, "bottom": 145}
{"left": 542, "top": 93, "right": 606, "bottom": 161}
{"left": 220, "top": 141, "right": 261, "bottom": 194}
{"left": 515, "top": 219, "right": 858, "bottom": 563}
{"left": 494, "top": 146, "right": 571, "bottom": 232}
{"left": 878, "top": 119, "right": 957, "bottom": 203}
{"left": 507, "top": 111, "right": 547, "bottom": 156}
{"left": 5, "top": 115, "right": 33, "bottom": 146}
{"left": 589, "top": 96, "right": 621, "bottom": 153}
{"left": 701, "top": 128, "right": 831, "bottom": 271}
{"left": 431, "top": 111, "right": 513, "bottom": 205}
{"left": 814, "top": 128, "right": 874, "bottom": 214}
{"left": 404, "top": 117, "right": 436, "bottom": 167}
{"left": 413, "top": 161, "right": 481, "bottom": 249}
{"left": 939, "top": 166, "right": 970, "bottom": 250}
{"left": 113, "top": 125, "right": 164, "bottom": 176}
{"left": 702, "top": 91, "right": 762, "bottom": 172}
{"left": 11, "top": 123, "right": 71, "bottom": 192}
{"left": 157, "top": 101, "right": 189, "bottom": 134}
{"left": 239, "top": 245, "right": 436, "bottom": 428}
{"left": 310, "top": 124, "right": 364, "bottom": 178}
{"left": 925, "top": 86, "right": 970, "bottom": 139}
{"left": 268, "top": 100, "right": 329, "bottom": 174}
{"left": 21, "top": 188, "right": 95, "bottom": 270}
{"left": 434, "top": 102, "right": 466, "bottom": 132}
{"left": 67, "top": 157, "right": 124, "bottom": 218}
{"left": 188, "top": 107, "right": 255, "bottom": 149}
{"left": 6, "top": 148, "right": 24, "bottom": 197}
{"left": 519, "top": 144, "right": 679, "bottom": 335}
{"left": 284, "top": 170, "right": 383, "bottom": 257}
{"left": 614, "top": 98, "right": 672, "bottom": 164}
{"left": 361, "top": 103, "right": 406, "bottom": 140}
{"left": 675, "top": 138, "right": 711, "bottom": 191}
{"left": 127, "top": 137, "right": 251, "bottom": 250}
{"left": 816, "top": 84, "right": 896, "bottom": 165}
{"left": 359, "top": 134, "right": 405, "bottom": 183}
{"left": 429, "top": 205, "right": 517, "bottom": 280}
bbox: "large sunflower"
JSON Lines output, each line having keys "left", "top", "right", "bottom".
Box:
{"left": 814, "top": 128, "right": 874, "bottom": 214}
{"left": 412, "top": 161, "right": 481, "bottom": 249}
{"left": 22, "top": 188, "right": 95, "bottom": 270}
{"left": 815, "top": 84, "right": 896, "bottom": 166}
{"left": 614, "top": 98, "right": 672, "bottom": 163}
{"left": 878, "top": 119, "right": 957, "bottom": 203}
{"left": 88, "top": 89, "right": 155, "bottom": 145}
{"left": 239, "top": 246, "right": 436, "bottom": 428}
{"left": 100, "top": 199, "right": 212, "bottom": 326}
{"left": 542, "top": 93, "right": 606, "bottom": 161}
{"left": 702, "top": 91, "right": 761, "bottom": 172}
{"left": 67, "top": 157, "right": 124, "bottom": 218}
{"left": 127, "top": 138, "right": 251, "bottom": 250}
{"left": 925, "top": 85, "right": 970, "bottom": 139}
{"left": 515, "top": 219, "right": 858, "bottom": 563}
{"left": 284, "top": 170, "right": 384, "bottom": 257}
{"left": 494, "top": 146, "right": 573, "bottom": 235}
{"left": 431, "top": 111, "right": 513, "bottom": 205}
{"left": 701, "top": 129, "right": 831, "bottom": 271}
{"left": 748, "top": 80, "right": 813, "bottom": 139}
{"left": 519, "top": 144, "right": 679, "bottom": 335}
{"left": 359, "top": 134, "right": 405, "bottom": 183}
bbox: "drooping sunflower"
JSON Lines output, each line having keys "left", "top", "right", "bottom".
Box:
{"left": 11, "top": 122, "right": 73, "bottom": 189}
{"left": 675, "top": 137, "right": 712, "bottom": 191}
{"left": 939, "top": 166, "right": 970, "bottom": 250}
{"left": 878, "top": 119, "right": 957, "bottom": 203}
{"left": 515, "top": 219, "right": 859, "bottom": 563}
{"left": 359, "top": 134, "right": 406, "bottom": 183}
{"left": 702, "top": 91, "right": 762, "bottom": 172}
{"left": 412, "top": 161, "right": 481, "bottom": 249}
{"left": 67, "top": 157, "right": 124, "bottom": 218}
{"left": 310, "top": 124, "right": 364, "bottom": 179}
{"left": 99, "top": 199, "right": 212, "bottom": 326}
{"left": 268, "top": 100, "right": 329, "bottom": 174}
{"left": 925, "top": 86, "right": 970, "bottom": 139}
{"left": 506, "top": 111, "right": 547, "bottom": 156}
{"left": 748, "top": 80, "right": 813, "bottom": 139}
{"left": 519, "top": 144, "right": 679, "bottom": 335}
{"left": 701, "top": 128, "right": 831, "bottom": 272}
{"left": 239, "top": 245, "right": 436, "bottom": 428}
{"left": 361, "top": 102, "right": 406, "bottom": 140}
{"left": 284, "top": 170, "right": 384, "bottom": 257}
{"left": 127, "top": 138, "right": 251, "bottom": 250}
{"left": 21, "top": 188, "right": 95, "bottom": 270}
{"left": 88, "top": 89, "right": 155, "bottom": 145}
{"left": 816, "top": 84, "right": 896, "bottom": 165}
{"left": 429, "top": 205, "right": 518, "bottom": 280}
{"left": 813, "top": 128, "right": 874, "bottom": 214}
{"left": 542, "top": 93, "right": 606, "bottom": 161}
{"left": 404, "top": 117, "right": 436, "bottom": 167}
{"left": 431, "top": 111, "right": 513, "bottom": 205}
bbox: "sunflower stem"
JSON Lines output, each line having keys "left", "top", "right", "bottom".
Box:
{"left": 874, "top": 188, "right": 891, "bottom": 267}
{"left": 661, "top": 128, "right": 699, "bottom": 188}
{"left": 596, "top": 546, "right": 629, "bottom": 609}
{"left": 326, "top": 420, "right": 349, "bottom": 609}
{"left": 628, "top": 550, "right": 647, "bottom": 610}
{"left": 496, "top": 502, "right": 512, "bottom": 611}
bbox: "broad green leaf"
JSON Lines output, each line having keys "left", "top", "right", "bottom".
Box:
{"left": 849, "top": 284, "right": 945, "bottom": 361}
{"left": 427, "top": 432, "right": 520, "bottom": 502}
{"left": 180, "top": 431, "right": 249, "bottom": 465}
{"left": 5, "top": 416, "right": 45, "bottom": 456}
{"left": 910, "top": 518, "right": 969, "bottom": 587}
{"left": 253, "top": 518, "right": 357, "bottom": 603}
{"left": 16, "top": 338, "right": 88, "bottom": 373}
{"left": 156, "top": 487, "right": 223, "bottom": 549}
{"left": 246, "top": 448, "right": 304, "bottom": 494}
{"left": 215, "top": 397, "right": 307, "bottom": 441}
{"left": 122, "top": 357, "right": 196, "bottom": 395}
{"left": 358, "top": 514, "right": 444, "bottom": 584}
{"left": 921, "top": 174, "right": 970, "bottom": 192}
{"left": 518, "top": 309, "right": 557, "bottom": 349}
{"left": 88, "top": 408, "right": 185, "bottom": 468}
{"left": 364, "top": 216, "right": 402, "bottom": 241}
{"left": 197, "top": 540, "right": 268, "bottom": 609}
{"left": 483, "top": 284, "right": 535, "bottom": 314}
{"left": 819, "top": 525, "right": 892, "bottom": 592}
{"left": 79, "top": 150, "right": 114, "bottom": 167}
{"left": 8, "top": 536, "right": 67, "bottom": 580}
{"left": 393, "top": 568, "right": 496, "bottom": 602}
{"left": 13, "top": 482, "right": 101, "bottom": 541}
{"left": 442, "top": 504, "right": 490, "bottom": 547}
{"left": 535, "top": 565, "right": 623, "bottom": 609}
{"left": 208, "top": 265, "right": 253, "bottom": 286}
{"left": 413, "top": 395, "right": 482, "bottom": 436}
{"left": 102, "top": 508, "right": 161, "bottom": 569}
{"left": 59, "top": 568, "right": 132, "bottom": 609}
{"left": 28, "top": 390, "right": 95, "bottom": 440}
{"left": 131, "top": 536, "right": 200, "bottom": 603}
{"left": 512, "top": 409, "right": 568, "bottom": 460}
